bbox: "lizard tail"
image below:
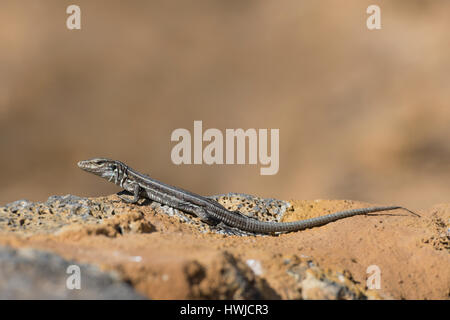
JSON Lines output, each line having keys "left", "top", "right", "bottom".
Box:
{"left": 242, "top": 206, "right": 420, "bottom": 233}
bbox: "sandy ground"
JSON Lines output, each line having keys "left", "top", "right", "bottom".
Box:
{"left": 0, "top": 195, "right": 448, "bottom": 299}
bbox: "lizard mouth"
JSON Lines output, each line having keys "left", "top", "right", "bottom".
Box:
{"left": 77, "top": 158, "right": 119, "bottom": 182}
{"left": 77, "top": 160, "right": 93, "bottom": 171}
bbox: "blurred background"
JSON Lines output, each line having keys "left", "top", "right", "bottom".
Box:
{"left": 0, "top": 0, "right": 449, "bottom": 209}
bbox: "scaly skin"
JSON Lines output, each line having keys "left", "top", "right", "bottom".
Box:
{"left": 78, "top": 158, "right": 419, "bottom": 234}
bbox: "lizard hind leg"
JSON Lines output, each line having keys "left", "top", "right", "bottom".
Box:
{"left": 192, "top": 206, "right": 221, "bottom": 226}
{"left": 174, "top": 201, "right": 220, "bottom": 226}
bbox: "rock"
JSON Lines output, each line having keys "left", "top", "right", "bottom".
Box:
{"left": 0, "top": 195, "right": 448, "bottom": 299}
{"left": 184, "top": 251, "right": 279, "bottom": 299}
{"left": 0, "top": 245, "right": 145, "bottom": 299}
{"left": 286, "top": 258, "right": 374, "bottom": 300}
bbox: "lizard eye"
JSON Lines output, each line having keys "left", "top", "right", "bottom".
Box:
{"left": 93, "top": 159, "right": 105, "bottom": 166}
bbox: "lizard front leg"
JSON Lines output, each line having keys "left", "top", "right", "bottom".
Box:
{"left": 117, "top": 183, "right": 141, "bottom": 204}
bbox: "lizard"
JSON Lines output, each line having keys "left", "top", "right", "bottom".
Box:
{"left": 77, "top": 158, "right": 419, "bottom": 235}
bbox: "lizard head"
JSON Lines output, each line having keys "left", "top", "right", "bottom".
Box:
{"left": 77, "top": 158, "right": 124, "bottom": 182}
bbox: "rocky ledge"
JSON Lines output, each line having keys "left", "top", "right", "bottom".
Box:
{"left": 0, "top": 194, "right": 448, "bottom": 299}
